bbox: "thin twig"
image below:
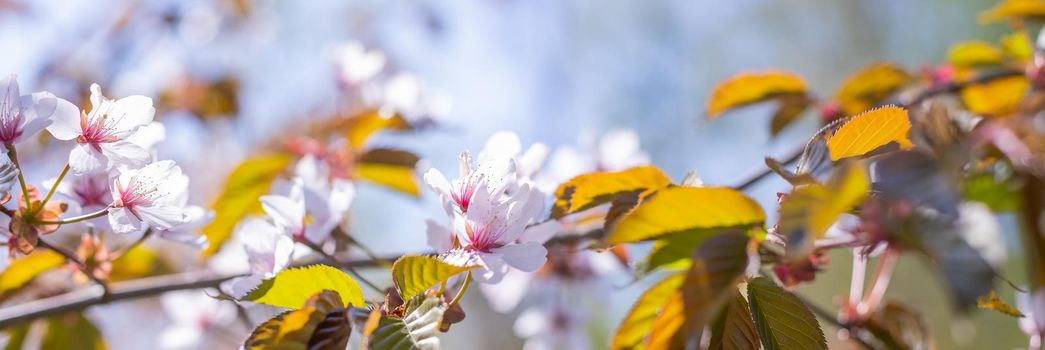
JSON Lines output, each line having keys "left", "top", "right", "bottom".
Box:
{"left": 36, "top": 239, "right": 111, "bottom": 297}
{"left": 35, "top": 208, "right": 110, "bottom": 225}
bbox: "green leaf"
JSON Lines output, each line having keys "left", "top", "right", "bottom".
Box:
{"left": 366, "top": 296, "right": 447, "bottom": 350}
{"left": 746, "top": 277, "right": 827, "bottom": 350}
{"left": 963, "top": 172, "right": 1019, "bottom": 212}
{"left": 392, "top": 256, "right": 478, "bottom": 302}
{"left": 639, "top": 228, "right": 728, "bottom": 274}
{"left": 676, "top": 232, "right": 752, "bottom": 347}
{"left": 0, "top": 250, "right": 65, "bottom": 299}
{"left": 611, "top": 273, "right": 686, "bottom": 350}
{"left": 243, "top": 264, "right": 365, "bottom": 309}
{"left": 203, "top": 153, "right": 292, "bottom": 257}
{"left": 708, "top": 291, "right": 760, "bottom": 350}
{"left": 42, "top": 313, "right": 107, "bottom": 350}
{"left": 4, "top": 324, "right": 29, "bottom": 350}
{"left": 552, "top": 166, "right": 672, "bottom": 219}
{"left": 607, "top": 187, "right": 765, "bottom": 244}
{"left": 244, "top": 290, "right": 350, "bottom": 350}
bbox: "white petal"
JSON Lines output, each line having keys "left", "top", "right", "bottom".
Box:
{"left": 88, "top": 84, "right": 105, "bottom": 112}
{"left": 159, "top": 230, "right": 208, "bottom": 249}
{"left": 18, "top": 92, "right": 66, "bottom": 142}
{"left": 480, "top": 131, "right": 522, "bottom": 160}
{"left": 0, "top": 75, "right": 20, "bottom": 121}
{"left": 472, "top": 252, "right": 509, "bottom": 284}
{"left": 108, "top": 207, "right": 143, "bottom": 234}
{"left": 106, "top": 95, "right": 155, "bottom": 136}
{"left": 134, "top": 204, "right": 187, "bottom": 230}
{"left": 477, "top": 269, "right": 532, "bottom": 313}
{"left": 425, "top": 219, "right": 454, "bottom": 252}
{"left": 423, "top": 168, "right": 452, "bottom": 198}
{"left": 260, "top": 195, "right": 304, "bottom": 234}
{"left": 518, "top": 220, "right": 560, "bottom": 244}
{"left": 221, "top": 274, "right": 264, "bottom": 299}
{"left": 125, "top": 122, "right": 166, "bottom": 150}
{"left": 69, "top": 145, "right": 108, "bottom": 175}
{"left": 492, "top": 242, "right": 547, "bottom": 273}
{"left": 101, "top": 141, "right": 151, "bottom": 170}
{"left": 46, "top": 101, "right": 83, "bottom": 140}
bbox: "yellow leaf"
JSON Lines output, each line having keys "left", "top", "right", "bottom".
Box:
{"left": 979, "top": 0, "right": 1045, "bottom": 23}
{"left": 611, "top": 273, "right": 685, "bottom": 350}
{"left": 242, "top": 264, "right": 365, "bottom": 309}
{"left": 0, "top": 250, "right": 64, "bottom": 294}
{"left": 552, "top": 166, "right": 672, "bottom": 219}
{"left": 826, "top": 106, "right": 914, "bottom": 161}
{"left": 770, "top": 94, "right": 812, "bottom": 135}
{"left": 109, "top": 247, "right": 168, "bottom": 282}
{"left": 706, "top": 71, "right": 807, "bottom": 117}
{"left": 203, "top": 154, "right": 292, "bottom": 257}
{"left": 343, "top": 109, "right": 409, "bottom": 150}
{"left": 392, "top": 255, "right": 478, "bottom": 302}
{"left": 607, "top": 187, "right": 765, "bottom": 244}
{"left": 976, "top": 290, "right": 1025, "bottom": 317}
{"left": 834, "top": 62, "right": 913, "bottom": 116}
{"left": 960, "top": 76, "right": 1030, "bottom": 117}
{"left": 644, "top": 291, "right": 686, "bottom": 350}
{"left": 42, "top": 313, "right": 107, "bottom": 350}
{"left": 354, "top": 163, "right": 421, "bottom": 196}
{"left": 947, "top": 41, "right": 1004, "bottom": 67}
{"left": 778, "top": 163, "right": 869, "bottom": 259}
{"left": 1002, "top": 30, "right": 1034, "bottom": 62}
{"left": 244, "top": 290, "right": 345, "bottom": 350}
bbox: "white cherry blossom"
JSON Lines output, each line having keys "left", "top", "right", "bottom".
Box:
{"left": 332, "top": 41, "right": 386, "bottom": 86}
{"left": 108, "top": 160, "right": 190, "bottom": 234}
{"left": 0, "top": 75, "right": 78, "bottom": 145}
{"left": 155, "top": 205, "right": 212, "bottom": 249}
{"left": 47, "top": 84, "right": 156, "bottom": 174}
{"left": 424, "top": 151, "right": 516, "bottom": 215}
{"left": 261, "top": 172, "right": 353, "bottom": 244}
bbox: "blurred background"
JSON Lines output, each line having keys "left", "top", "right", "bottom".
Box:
{"left": 0, "top": 0, "right": 1031, "bottom": 348}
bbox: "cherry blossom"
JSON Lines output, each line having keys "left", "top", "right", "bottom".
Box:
{"left": 332, "top": 41, "right": 386, "bottom": 87}
{"left": 159, "top": 290, "right": 238, "bottom": 350}
{"left": 261, "top": 171, "right": 354, "bottom": 244}
{"left": 155, "top": 205, "right": 212, "bottom": 249}
{"left": 47, "top": 84, "right": 156, "bottom": 174}
{"left": 424, "top": 151, "right": 517, "bottom": 215}
{"left": 108, "top": 160, "right": 190, "bottom": 234}
{"left": 0, "top": 75, "right": 78, "bottom": 145}
{"left": 221, "top": 218, "right": 296, "bottom": 298}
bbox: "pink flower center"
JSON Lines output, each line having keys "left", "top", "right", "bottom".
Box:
{"left": 465, "top": 219, "right": 505, "bottom": 253}
{"left": 76, "top": 111, "right": 119, "bottom": 149}
{"left": 0, "top": 114, "right": 23, "bottom": 143}
{"left": 73, "top": 177, "right": 111, "bottom": 208}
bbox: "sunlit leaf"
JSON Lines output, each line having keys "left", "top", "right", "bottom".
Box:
{"left": 244, "top": 290, "right": 350, "bottom": 350}
{"left": 354, "top": 163, "right": 421, "bottom": 197}
{"left": 777, "top": 163, "right": 869, "bottom": 260}
{"left": 607, "top": 187, "right": 764, "bottom": 244}
{"left": 644, "top": 290, "right": 685, "bottom": 350}
{"left": 708, "top": 291, "right": 760, "bottom": 350}
{"left": 947, "top": 41, "right": 1004, "bottom": 67}
{"left": 343, "top": 109, "right": 410, "bottom": 150}
{"left": 42, "top": 313, "right": 107, "bottom": 350}
{"left": 864, "top": 302, "right": 936, "bottom": 350}
{"left": 109, "top": 246, "right": 169, "bottom": 282}
{"left": 963, "top": 172, "right": 1020, "bottom": 212}
{"left": 552, "top": 166, "right": 672, "bottom": 219}
{"left": 976, "top": 290, "right": 1025, "bottom": 317}
{"left": 611, "top": 273, "right": 685, "bottom": 350}
{"left": 746, "top": 277, "right": 827, "bottom": 350}
{"left": 979, "top": 0, "right": 1045, "bottom": 23}
{"left": 243, "top": 264, "right": 365, "bottom": 309}
{"left": 834, "top": 62, "right": 912, "bottom": 116}
{"left": 769, "top": 94, "right": 811, "bottom": 135}
{"left": 825, "top": 106, "right": 914, "bottom": 161}
{"left": 640, "top": 228, "right": 731, "bottom": 274}
{"left": 1002, "top": 30, "right": 1034, "bottom": 62}
{"left": 706, "top": 71, "right": 807, "bottom": 117}
{"left": 0, "top": 250, "right": 64, "bottom": 298}
{"left": 366, "top": 296, "right": 446, "bottom": 350}
{"left": 392, "top": 255, "right": 478, "bottom": 302}
{"left": 203, "top": 153, "right": 292, "bottom": 257}
{"left": 959, "top": 76, "right": 1029, "bottom": 117}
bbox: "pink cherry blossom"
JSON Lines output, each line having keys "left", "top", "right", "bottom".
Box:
{"left": 47, "top": 84, "right": 156, "bottom": 174}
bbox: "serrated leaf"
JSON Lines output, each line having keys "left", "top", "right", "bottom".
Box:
{"left": 392, "top": 256, "right": 478, "bottom": 302}
{"left": 977, "top": 290, "right": 1025, "bottom": 317}
{"left": 0, "top": 250, "right": 64, "bottom": 298}
{"left": 746, "top": 277, "right": 827, "bottom": 350}
{"left": 367, "top": 296, "right": 446, "bottom": 350}
{"left": 777, "top": 163, "right": 869, "bottom": 260}
{"left": 552, "top": 166, "right": 671, "bottom": 219}
{"left": 245, "top": 290, "right": 349, "bottom": 350}
{"left": 354, "top": 163, "right": 421, "bottom": 197}
{"left": 676, "top": 232, "right": 753, "bottom": 347}
{"left": 959, "top": 76, "right": 1029, "bottom": 117}
{"left": 825, "top": 106, "right": 914, "bottom": 161}
{"left": 769, "top": 94, "right": 811, "bottom": 135}
{"left": 607, "top": 187, "right": 765, "bottom": 244}
{"left": 611, "top": 273, "right": 685, "bottom": 350}
{"left": 947, "top": 41, "right": 1004, "bottom": 67}
{"left": 706, "top": 71, "right": 807, "bottom": 117}
{"left": 978, "top": 0, "right": 1045, "bottom": 23}
{"left": 203, "top": 153, "right": 292, "bottom": 257}
{"left": 709, "top": 291, "right": 760, "bottom": 350}
{"left": 864, "top": 302, "right": 936, "bottom": 350}
{"left": 42, "top": 313, "right": 107, "bottom": 350}
{"left": 834, "top": 62, "right": 912, "bottom": 116}
{"left": 243, "top": 264, "right": 365, "bottom": 309}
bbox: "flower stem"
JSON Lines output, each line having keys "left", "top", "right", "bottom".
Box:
{"left": 448, "top": 272, "right": 472, "bottom": 309}
{"left": 38, "top": 164, "right": 70, "bottom": 211}
{"left": 5, "top": 143, "right": 31, "bottom": 212}
{"left": 37, "top": 239, "right": 110, "bottom": 297}
{"left": 36, "top": 208, "right": 110, "bottom": 225}
{"left": 857, "top": 247, "right": 899, "bottom": 317}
